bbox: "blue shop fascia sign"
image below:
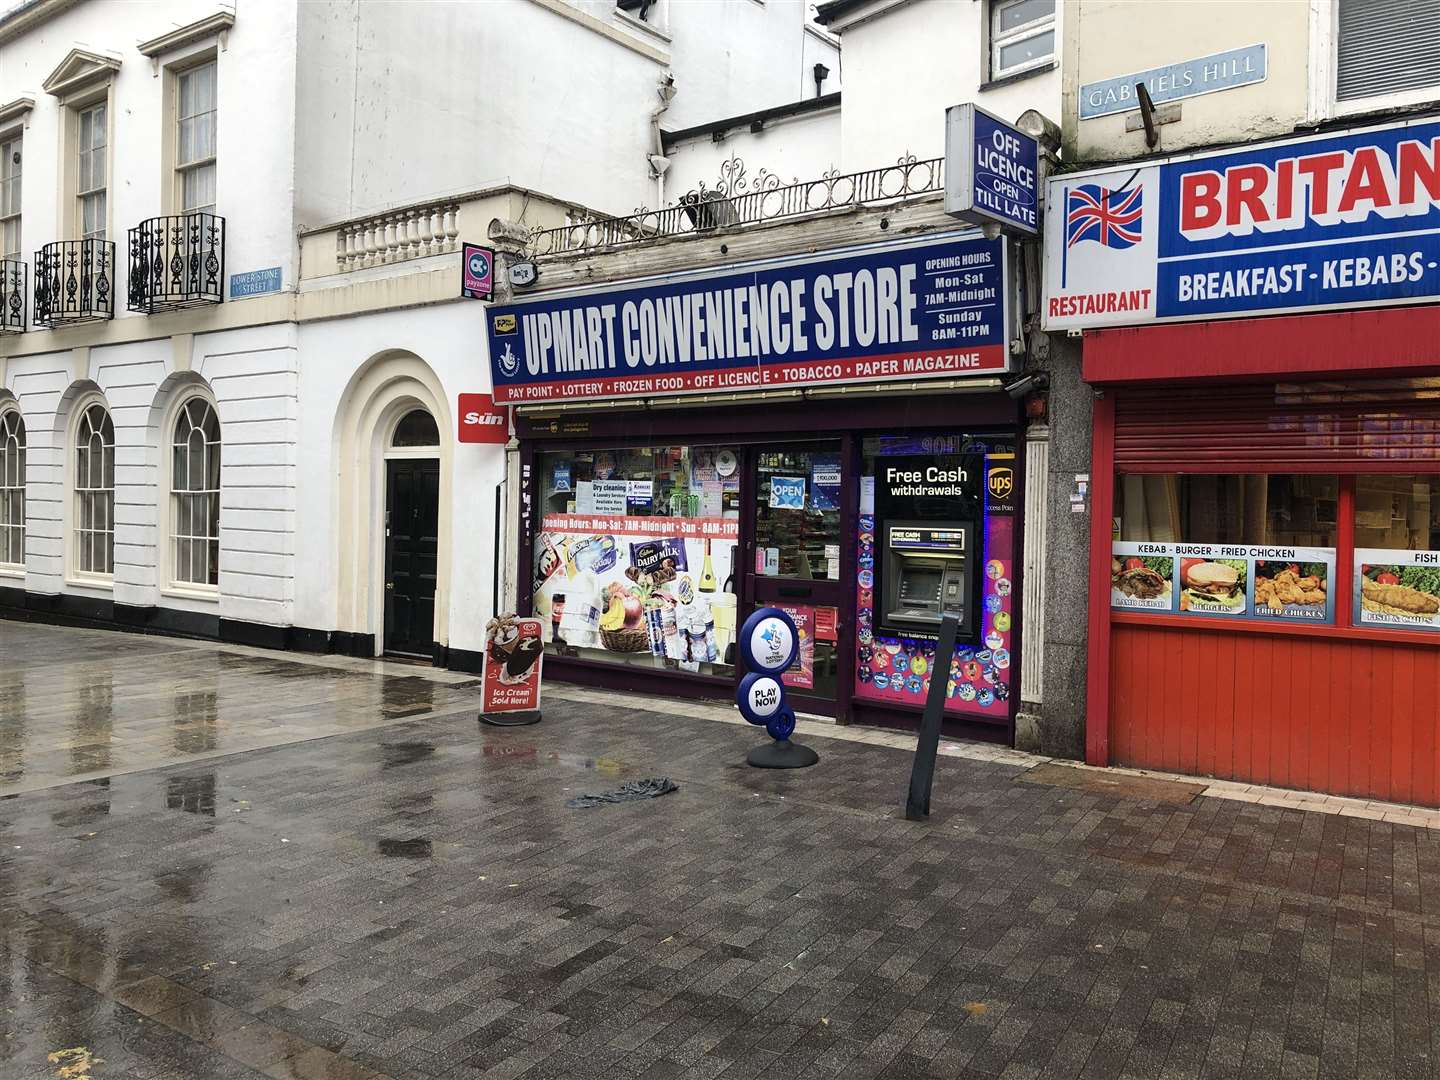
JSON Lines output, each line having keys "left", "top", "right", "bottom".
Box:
{"left": 485, "top": 232, "right": 1012, "bottom": 404}
{"left": 1043, "top": 114, "right": 1440, "bottom": 329}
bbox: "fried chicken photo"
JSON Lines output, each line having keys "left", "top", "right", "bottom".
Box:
{"left": 1255, "top": 569, "right": 1326, "bottom": 612}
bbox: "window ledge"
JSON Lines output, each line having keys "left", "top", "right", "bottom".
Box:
{"left": 979, "top": 61, "right": 1057, "bottom": 94}
{"left": 161, "top": 584, "right": 219, "bottom": 602}
{"left": 65, "top": 575, "right": 113, "bottom": 591}
{"left": 0, "top": 565, "right": 23, "bottom": 579}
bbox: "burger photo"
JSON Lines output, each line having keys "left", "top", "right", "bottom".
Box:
{"left": 1179, "top": 559, "right": 1245, "bottom": 612}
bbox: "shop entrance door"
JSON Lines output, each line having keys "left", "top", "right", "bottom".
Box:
{"left": 743, "top": 441, "right": 847, "bottom": 717}
{"left": 383, "top": 458, "right": 440, "bottom": 658}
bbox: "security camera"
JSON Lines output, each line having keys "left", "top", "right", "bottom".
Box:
{"left": 1004, "top": 372, "right": 1049, "bottom": 400}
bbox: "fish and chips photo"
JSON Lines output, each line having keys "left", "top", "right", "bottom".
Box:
{"left": 1361, "top": 564, "right": 1440, "bottom": 622}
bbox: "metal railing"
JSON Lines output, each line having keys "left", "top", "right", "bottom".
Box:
{"left": 0, "top": 259, "right": 23, "bottom": 333}
{"left": 528, "top": 155, "right": 945, "bottom": 257}
{"left": 336, "top": 199, "right": 461, "bottom": 270}
{"left": 127, "top": 213, "right": 225, "bottom": 313}
{"left": 33, "top": 239, "right": 115, "bottom": 326}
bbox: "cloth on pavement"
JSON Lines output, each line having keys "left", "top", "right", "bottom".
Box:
{"left": 566, "top": 777, "right": 678, "bottom": 809}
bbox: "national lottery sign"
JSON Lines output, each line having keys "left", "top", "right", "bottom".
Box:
{"left": 1043, "top": 116, "right": 1440, "bottom": 330}
{"left": 486, "top": 233, "right": 1008, "bottom": 403}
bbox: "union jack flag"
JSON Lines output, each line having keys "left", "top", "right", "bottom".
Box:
{"left": 1065, "top": 184, "right": 1144, "bottom": 250}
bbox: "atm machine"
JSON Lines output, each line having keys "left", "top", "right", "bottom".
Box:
{"left": 879, "top": 520, "right": 975, "bottom": 640}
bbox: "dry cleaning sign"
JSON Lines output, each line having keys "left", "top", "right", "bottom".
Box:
{"left": 486, "top": 233, "right": 1008, "bottom": 403}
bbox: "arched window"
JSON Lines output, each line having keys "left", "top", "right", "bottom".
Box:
{"left": 0, "top": 408, "right": 23, "bottom": 567}
{"left": 74, "top": 402, "right": 114, "bottom": 577}
{"left": 391, "top": 408, "right": 439, "bottom": 448}
{"left": 171, "top": 397, "right": 221, "bottom": 587}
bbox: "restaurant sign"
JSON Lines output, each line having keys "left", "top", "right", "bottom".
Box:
{"left": 1043, "top": 116, "right": 1440, "bottom": 330}
{"left": 485, "top": 233, "right": 1010, "bottom": 404}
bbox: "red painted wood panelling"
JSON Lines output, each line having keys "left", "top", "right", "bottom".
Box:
{"left": 1109, "top": 623, "right": 1440, "bottom": 807}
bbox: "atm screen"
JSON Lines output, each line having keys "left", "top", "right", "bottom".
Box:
{"left": 879, "top": 520, "right": 975, "bottom": 638}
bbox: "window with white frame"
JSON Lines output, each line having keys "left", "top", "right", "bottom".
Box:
{"left": 991, "top": 0, "right": 1055, "bottom": 80}
{"left": 0, "top": 135, "right": 19, "bottom": 262}
{"left": 0, "top": 409, "right": 23, "bottom": 567}
{"left": 1336, "top": 0, "right": 1440, "bottom": 102}
{"left": 74, "top": 402, "right": 114, "bottom": 577}
{"left": 78, "top": 103, "right": 106, "bottom": 241}
{"left": 177, "top": 61, "right": 216, "bottom": 215}
{"left": 170, "top": 397, "right": 220, "bottom": 587}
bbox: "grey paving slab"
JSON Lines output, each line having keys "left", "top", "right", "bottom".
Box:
{"left": 0, "top": 622, "right": 1439, "bottom": 1078}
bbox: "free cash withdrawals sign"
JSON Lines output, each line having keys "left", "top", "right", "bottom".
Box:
{"left": 485, "top": 233, "right": 1009, "bottom": 404}
{"left": 1043, "top": 116, "right": 1440, "bottom": 330}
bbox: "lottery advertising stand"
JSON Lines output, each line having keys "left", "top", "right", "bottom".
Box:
{"left": 480, "top": 615, "right": 545, "bottom": 726}
{"left": 736, "top": 608, "right": 820, "bottom": 769}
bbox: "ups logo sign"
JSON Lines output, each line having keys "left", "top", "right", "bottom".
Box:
{"left": 987, "top": 466, "right": 1014, "bottom": 501}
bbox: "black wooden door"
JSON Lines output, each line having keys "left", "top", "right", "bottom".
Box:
{"left": 384, "top": 458, "right": 440, "bottom": 658}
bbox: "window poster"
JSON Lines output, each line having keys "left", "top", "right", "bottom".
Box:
{"left": 534, "top": 513, "right": 739, "bottom": 670}
{"left": 811, "top": 455, "right": 842, "bottom": 511}
{"left": 1355, "top": 549, "right": 1440, "bottom": 630}
{"left": 779, "top": 604, "right": 815, "bottom": 689}
{"left": 1110, "top": 542, "right": 1175, "bottom": 611}
{"left": 1111, "top": 543, "right": 1335, "bottom": 624}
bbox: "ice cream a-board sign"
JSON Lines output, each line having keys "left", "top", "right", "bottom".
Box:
{"left": 1111, "top": 543, "right": 1336, "bottom": 623}
{"left": 482, "top": 616, "right": 545, "bottom": 715}
{"left": 485, "top": 232, "right": 1010, "bottom": 403}
{"left": 1355, "top": 549, "right": 1440, "bottom": 630}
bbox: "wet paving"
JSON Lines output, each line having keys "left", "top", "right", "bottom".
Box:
{"left": 2, "top": 626, "right": 1440, "bottom": 1078}
{"left": 0, "top": 622, "right": 481, "bottom": 796}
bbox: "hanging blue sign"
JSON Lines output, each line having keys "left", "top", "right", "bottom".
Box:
{"left": 486, "top": 233, "right": 1009, "bottom": 404}
{"left": 1044, "top": 116, "right": 1440, "bottom": 329}
{"left": 945, "top": 104, "right": 1040, "bottom": 235}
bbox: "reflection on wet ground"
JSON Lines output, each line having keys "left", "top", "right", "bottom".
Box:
{"left": 0, "top": 622, "right": 480, "bottom": 796}
{"left": 4, "top": 624, "right": 1440, "bottom": 1079}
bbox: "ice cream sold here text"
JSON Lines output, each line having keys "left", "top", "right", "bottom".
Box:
{"left": 1047, "top": 115, "right": 1440, "bottom": 807}
{"left": 488, "top": 232, "right": 1028, "bottom": 737}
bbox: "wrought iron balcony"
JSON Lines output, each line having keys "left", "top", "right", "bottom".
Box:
{"left": 0, "top": 260, "right": 24, "bottom": 333}
{"left": 34, "top": 239, "right": 115, "bottom": 327}
{"left": 128, "top": 213, "right": 225, "bottom": 313}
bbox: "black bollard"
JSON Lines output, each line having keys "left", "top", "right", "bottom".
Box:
{"left": 906, "top": 613, "right": 959, "bottom": 821}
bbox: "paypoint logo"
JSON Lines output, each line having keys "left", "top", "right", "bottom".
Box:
{"left": 987, "top": 466, "right": 1014, "bottom": 501}
{"left": 492, "top": 313, "right": 517, "bottom": 334}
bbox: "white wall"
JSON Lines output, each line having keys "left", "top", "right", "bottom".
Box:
{"left": 664, "top": 104, "right": 841, "bottom": 199}
{"left": 294, "top": 0, "right": 668, "bottom": 225}
{"left": 1, "top": 323, "right": 298, "bottom": 624}
{"left": 665, "top": 3, "right": 841, "bottom": 130}
{"left": 294, "top": 302, "right": 503, "bottom": 657}
{"left": 0, "top": 0, "right": 300, "bottom": 298}
{"left": 833, "top": 0, "right": 1060, "bottom": 171}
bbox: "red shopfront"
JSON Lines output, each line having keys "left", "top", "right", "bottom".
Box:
{"left": 1085, "top": 305, "right": 1440, "bottom": 806}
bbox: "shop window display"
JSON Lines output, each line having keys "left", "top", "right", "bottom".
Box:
{"left": 1355, "top": 475, "right": 1440, "bottom": 630}
{"left": 534, "top": 445, "right": 740, "bottom": 674}
{"left": 1112, "top": 474, "right": 1339, "bottom": 623}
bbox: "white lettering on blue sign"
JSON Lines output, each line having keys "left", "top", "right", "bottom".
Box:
{"left": 486, "top": 235, "right": 1010, "bottom": 403}
{"left": 1080, "top": 44, "right": 1267, "bottom": 120}
{"left": 945, "top": 104, "right": 1039, "bottom": 235}
{"left": 1043, "top": 116, "right": 1440, "bottom": 329}
{"left": 229, "top": 267, "right": 282, "bottom": 298}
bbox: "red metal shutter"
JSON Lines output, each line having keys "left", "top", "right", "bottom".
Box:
{"left": 1113, "top": 380, "right": 1440, "bottom": 471}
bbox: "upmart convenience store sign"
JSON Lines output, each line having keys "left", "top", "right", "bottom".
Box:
{"left": 1043, "top": 116, "right": 1440, "bottom": 330}
{"left": 486, "top": 233, "right": 1009, "bottom": 404}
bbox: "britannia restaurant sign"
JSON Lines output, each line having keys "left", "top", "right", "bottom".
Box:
{"left": 1043, "top": 116, "right": 1440, "bottom": 330}
{"left": 485, "top": 233, "right": 1011, "bottom": 404}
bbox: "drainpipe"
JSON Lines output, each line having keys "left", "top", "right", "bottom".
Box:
{"left": 648, "top": 73, "right": 677, "bottom": 206}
